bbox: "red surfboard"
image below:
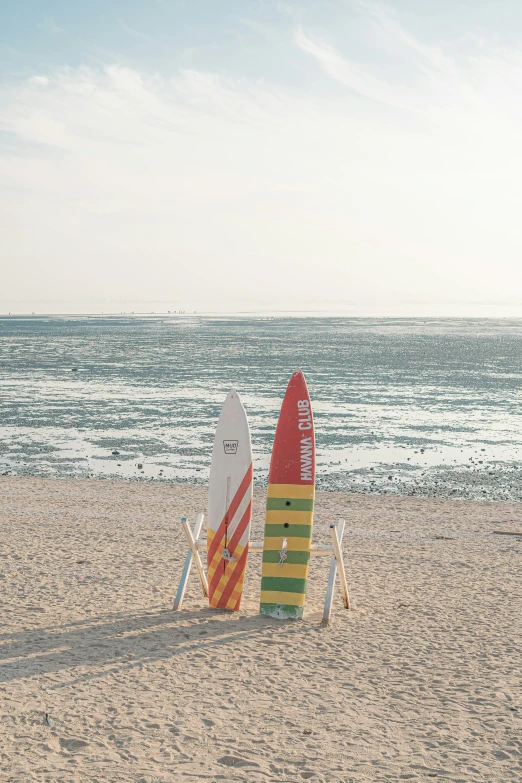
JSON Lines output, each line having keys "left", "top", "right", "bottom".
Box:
{"left": 260, "top": 370, "right": 316, "bottom": 619}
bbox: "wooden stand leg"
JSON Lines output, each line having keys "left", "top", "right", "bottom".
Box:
{"left": 176, "top": 514, "right": 349, "bottom": 623}
{"left": 321, "top": 519, "right": 349, "bottom": 626}
{"left": 330, "top": 519, "right": 350, "bottom": 609}
{"left": 173, "top": 513, "right": 207, "bottom": 610}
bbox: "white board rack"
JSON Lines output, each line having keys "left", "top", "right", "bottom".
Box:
{"left": 174, "top": 514, "right": 350, "bottom": 626}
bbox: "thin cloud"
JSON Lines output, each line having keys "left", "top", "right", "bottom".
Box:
{"left": 118, "top": 21, "right": 151, "bottom": 42}
{"left": 1, "top": 5, "right": 522, "bottom": 310}
{"left": 294, "top": 3, "right": 516, "bottom": 129}
{"left": 295, "top": 27, "right": 419, "bottom": 113}
{"left": 276, "top": 3, "right": 296, "bottom": 15}
{"left": 359, "top": 1, "right": 454, "bottom": 75}
{"left": 38, "top": 17, "right": 63, "bottom": 35}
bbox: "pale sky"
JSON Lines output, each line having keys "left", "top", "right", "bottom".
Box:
{"left": 1, "top": 1, "right": 522, "bottom": 315}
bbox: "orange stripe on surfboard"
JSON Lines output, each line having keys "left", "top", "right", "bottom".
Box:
{"left": 207, "top": 463, "right": 253, "bottom": 563}
{"left": 208, "top": 499, "right": 252, "bottom": 597}
{"left": 218, "top": 546, "right": 249, "bottom": 609}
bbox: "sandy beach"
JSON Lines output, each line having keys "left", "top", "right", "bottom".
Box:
{"left": 0, "top": 476, "right": 521, "bottom": 782}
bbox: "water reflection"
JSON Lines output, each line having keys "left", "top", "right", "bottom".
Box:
{"left": 0, "top": 316, "right": 521, "bottom": 501}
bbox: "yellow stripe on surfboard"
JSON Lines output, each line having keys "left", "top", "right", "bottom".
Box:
{"left": 267, "top": 483, "right": 315, "bottom": 499}
{"left": 260, "top": 590, "right": 306, "bottom": 607}
{"left": 261, "top": 562, "right": 309, "bottom": 579}
{"left": 265, "top": 509, "right": 313, "bottom": 526}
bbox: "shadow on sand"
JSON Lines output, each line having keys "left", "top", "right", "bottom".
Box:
{"left": 0, "top": 607, "right": 306, "bottom": 687}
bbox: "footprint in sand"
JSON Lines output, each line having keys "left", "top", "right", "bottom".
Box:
{"left": 218, "top": 755, "right": 259, "bottom": 768}
{"left": 59, "top": 737, "right": 90, "bottom": 753}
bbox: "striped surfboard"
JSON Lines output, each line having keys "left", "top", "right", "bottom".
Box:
{"left": 260, "top": 370, "right": 316, "bottom": 619}
{"left": 207, "top": 390, "right": 253, "bottom": 611}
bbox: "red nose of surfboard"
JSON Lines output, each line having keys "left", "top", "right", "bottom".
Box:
{"left": 268, "top": 370, "right": 315, "bottom": 486}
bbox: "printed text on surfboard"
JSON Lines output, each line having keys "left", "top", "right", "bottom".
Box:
{"left": 297, "top": 399, "right": 312, "bottom": 430}
{"left": 298, "top": 400, "right": 313, "bottom": 481}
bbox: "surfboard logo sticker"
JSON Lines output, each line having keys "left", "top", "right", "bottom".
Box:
{"left": 223, "top": 440, "right": 238, "bottom": 455}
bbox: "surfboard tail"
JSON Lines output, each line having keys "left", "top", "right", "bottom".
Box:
{"left": 260, "top": 602, "right": 305, "bottom": 620}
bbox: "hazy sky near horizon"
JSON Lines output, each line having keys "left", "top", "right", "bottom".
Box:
{"left": 1, "top": 1, "right": 522, "bottom": 313}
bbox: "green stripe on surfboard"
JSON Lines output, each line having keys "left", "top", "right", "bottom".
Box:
{"left": 266, "top": 497, "right": 314, "bottom": 512}
{"left": 262, "top": 550, "right": 310, "bottom": 565}
{"left": 264, "top": 524, "right": 312, "bottom": 539}
{"left": 261, "top": 576, "right": 307, "bottom": 594}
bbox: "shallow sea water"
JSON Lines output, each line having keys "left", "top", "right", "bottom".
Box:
{"left": 0, "top": 315, "right": 521, "bottom": 501}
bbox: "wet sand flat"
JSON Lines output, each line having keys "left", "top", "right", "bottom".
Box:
{"left": 0, "top": 476, "right": 521, "bottom": 782}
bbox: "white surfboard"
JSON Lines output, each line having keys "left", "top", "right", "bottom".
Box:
{"left": 206, "top": 389, "right": 253, "bottom": 610}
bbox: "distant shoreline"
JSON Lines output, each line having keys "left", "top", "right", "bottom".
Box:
{"left": 2, "top": 309, "right": 522, "bottom": 319}
{"left": 1, "top": 470, "right": 520, "bottom": 505}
